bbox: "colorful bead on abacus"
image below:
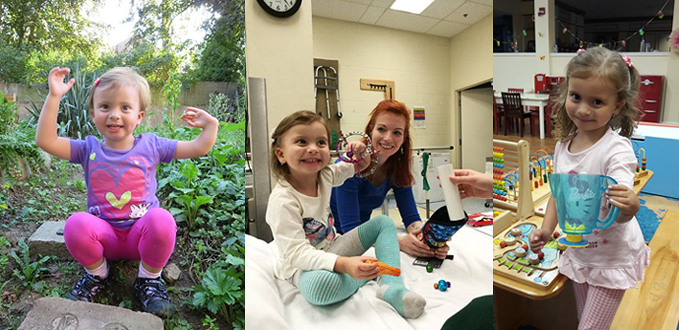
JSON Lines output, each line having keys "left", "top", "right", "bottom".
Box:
{"left": 642, "top": 158, "right": 646, "bottom": 171}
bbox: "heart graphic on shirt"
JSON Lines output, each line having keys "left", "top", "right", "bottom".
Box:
{"left": 105, "top": 191, "right": 132, "bottom": 210}
{"left": 88, "top": 157, "right": 150, "bottom": 219}
{"left": 90, "top": 152, "right": 96, "bottom": 161}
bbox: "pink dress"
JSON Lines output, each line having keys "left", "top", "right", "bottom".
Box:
{"left": 554, "top": 128, "right": 650, "bottom": 290}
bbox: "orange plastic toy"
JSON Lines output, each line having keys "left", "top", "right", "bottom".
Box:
{"left": 364, "top": 260, "right": 401, "bottom": 276}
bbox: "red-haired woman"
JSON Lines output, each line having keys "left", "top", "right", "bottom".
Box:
{"left": 330, "top": 100, "right": 449, "bottom": 259}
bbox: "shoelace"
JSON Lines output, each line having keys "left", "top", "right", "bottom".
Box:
{"left": 73, "top": 274, "right": 103, "bottom": 300}
{"left": 138, "top": 279, "right": 169, "bottom": 305}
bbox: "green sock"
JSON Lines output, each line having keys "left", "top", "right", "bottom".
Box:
{"left": 377, "top": 284, "right": 426, "bottom": 318}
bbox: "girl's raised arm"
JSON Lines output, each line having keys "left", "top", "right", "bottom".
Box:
{"left": 35, "top": 67, "right": 74, "bottom": 161}
{"left": 174, "top": 107, "right": 219, "bottom": 159}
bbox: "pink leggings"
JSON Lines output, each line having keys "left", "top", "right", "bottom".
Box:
{"left": 63, "top": 208, "right": 177, "bottom": 269}
{"left": 572, "top": 281, "right": 626, "bottom": 330}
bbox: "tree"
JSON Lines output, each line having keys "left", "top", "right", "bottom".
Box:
{"left": 194, "top": 0, "right": 244, "bottom": 83}
{"left": 0, "top": 0, "right": 103, "bottom": 57}
{"left": 128, "top": 0, "right": 206, "bottom": 49}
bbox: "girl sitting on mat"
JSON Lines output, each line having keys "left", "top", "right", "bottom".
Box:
{"left": 266, "top": 110, "right": 426, "bottom": 318}
{"left": 530, "top": 48, "right": 649, "bottom": 330}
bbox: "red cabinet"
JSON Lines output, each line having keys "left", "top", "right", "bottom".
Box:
{"left": 638, "top": 75, "right": 664, "bottom": 123}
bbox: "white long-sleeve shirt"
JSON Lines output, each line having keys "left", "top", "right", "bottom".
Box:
{"left": 266, "top": 162, "right": 355, "bottom": 281}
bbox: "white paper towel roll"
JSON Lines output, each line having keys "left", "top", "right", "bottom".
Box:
{"left": 437, "top": 164, "right": 465, "bottom": 220}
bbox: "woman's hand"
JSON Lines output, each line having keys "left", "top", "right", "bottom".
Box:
{"left": 334, "top": 256, "right": 380, "bottom": 280}
{"left": 180, "top": 107, "right": 219, "bottom": 129}
{"left": 399, "top": 231, "right": 436, "bottom": 257}
{"left": 433, "top": 244, "right": 450, "bottom": 259}
{"left": 448, "top": 169, "right": 493, "bottom": 199}
{"left": 47, "top": 67, "right": 75, "bottom": 98}
{"left": 607, "top": 184, "right": 640, "bottom": 223}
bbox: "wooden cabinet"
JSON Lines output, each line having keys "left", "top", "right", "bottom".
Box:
{"left": 638, "top": 75, "right": 664, "bottom": 123}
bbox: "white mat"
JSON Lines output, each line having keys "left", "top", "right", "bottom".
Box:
{"left": 244, "top": 226, "right": 492, "bottom": 329}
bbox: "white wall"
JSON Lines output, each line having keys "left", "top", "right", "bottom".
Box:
{"left": 450, "top": 14, "right": 493, "bottom": 167}
{"left": 312, "top": 17, "right": 452, "bottom": 149}
{"left": 245, "top": 0, "right": 315, "bottom": 131}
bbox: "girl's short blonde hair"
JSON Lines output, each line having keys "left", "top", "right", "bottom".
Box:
{"left": 270, "top": 110, "right": 330, "bottom": 180}
{"left": 551, "top": 47, "right": 641, "bottom": 140}
{"left": 87, "top": 67, "right": 151, "bottom": 113}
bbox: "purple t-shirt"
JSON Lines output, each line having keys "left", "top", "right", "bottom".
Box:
{"left": 70, "top": 133, "right": 178, "bottom": 229}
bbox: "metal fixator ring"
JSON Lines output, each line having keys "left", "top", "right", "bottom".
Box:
{"left": 335, "top": 131, "right": 378, "bottom": 178}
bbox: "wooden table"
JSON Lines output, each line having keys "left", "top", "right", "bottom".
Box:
{"left": 495, "top": 92, "right": 550, "bottom": 139}
{"left": 610, "top": 209, "right": 679, "bottom": 329}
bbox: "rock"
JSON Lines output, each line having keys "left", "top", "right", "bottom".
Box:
{"left": 27, "top": 221, "right": 71, "bottom": 259}
{"left": 18, "top": 297, "right": 163, "bottom": 329}
{"left": 162, "top": 263, "right": 181, "bottom": 284}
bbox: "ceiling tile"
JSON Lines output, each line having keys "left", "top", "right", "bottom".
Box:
{"left": 359, "top": 6, "right": 387, "bottom": 24}
{"left": 470, "top": 0, "right": 492, "bottom": 6}
{"left": 376, "top": 9, "right": 440, "bottom": 34}
{"left": 344, "top": 0, "right": 372, "bottom": 5}
{"left": 445, "top": 1, "right": 492, "bottom": 24}
{"left": 427, "top": 20, "right": 468, "bottom": 38}
{"left": 312, "top": 0, "right": 368, "bottom": 22}
{"left": 421, "top": 0, "right": 465, "bottom": 20}
{"left": 369, "top": 0, "right": 394, "bottom": 8}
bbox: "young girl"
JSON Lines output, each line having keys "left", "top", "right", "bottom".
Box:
{"left": 266, "top": 110, "right": 426, "bottom": 318}
{"left": 35, "top": 67, "right": 218, "bottom": 318}
{"left": 529, "top": 48, "right": 650, "bottom": 329}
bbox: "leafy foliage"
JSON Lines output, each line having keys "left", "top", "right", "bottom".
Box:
{"left": 192, "top": 241, "right": 244, "bottom": 328}
{"left": 0, "top": 92, "right": 19, "bottom": 136}
{"left": 26, "top": 66, "right": 99, "bottom": 139}
{"left": 0, "top": 123, "right": 44, "bottom": 181}
{"left": 10, "top": 240, "right": 52, "bottom": 288}
{"left": 194, "top": 0, "right": 244, "bottom": 84}
{"left": 99, "top": 43, "right": 184, "bottom": 88}
{"left": 0, "top": 0, "right": 103, "bottom": 59}
{"left": 0, "top": 45, "right": 29, "bottom": 83}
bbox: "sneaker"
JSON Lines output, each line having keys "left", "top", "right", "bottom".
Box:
{"left": 66, "top": 273, "right": 107, "bottom": 302}
{"left": 133, "top": 277, "right": 175, "bottom": 318}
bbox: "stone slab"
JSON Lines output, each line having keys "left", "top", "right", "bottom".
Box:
{"left": 27, "top": 221, "right": 71, "bottom": 259}
{"left": 18, "top": 297, "right": 163, "bottom": 329}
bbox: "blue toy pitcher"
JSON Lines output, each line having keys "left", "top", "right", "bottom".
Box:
{"left": 548, "top": 173, "right": 620, "bottom": 248}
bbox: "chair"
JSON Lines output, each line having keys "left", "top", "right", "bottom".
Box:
{"left": 493, "top": 93, "right": 504, "bottom": 135}
{"left": 502, "top": 92, "right": 533, "bottom": 137}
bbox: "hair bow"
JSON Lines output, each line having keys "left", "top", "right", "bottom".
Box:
{"left": 622, "top": 55, "right": 633, "bottom": 68}
{"left": 576, "top": 48, "right": 586, "bottom": 54}
{"left": 93, "top": 78, "right": 101, "bottom": 87}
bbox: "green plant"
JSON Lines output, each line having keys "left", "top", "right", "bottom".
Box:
{"left": 165, "top": 160, "right": 214, "bottom": 230}
{"left": 161, "top": 72, "right": 183, "bottom": 132}
{"left": 0, "top": 124, "right": 44, "bottom": 181}
{"left": 10, "top": 239, "right": 52, "bottom": 287}
{"left": 191, "top": 264, "right": 242, "bottom": 323}
{"left": 202, "top": 315, "right": 219, "bottom": 330}
{"left": 0, "top": 92, "right": 19, "bottom": 135}
{"left": 0, "top": 237, "right": 10, "bottom": 277}
{"left": 26, "top": 65, "right": 99, "bottom": 139}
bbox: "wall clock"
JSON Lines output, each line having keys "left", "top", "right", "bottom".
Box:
{"left": 256, "top": 0, "right": 301, "bottom": 18}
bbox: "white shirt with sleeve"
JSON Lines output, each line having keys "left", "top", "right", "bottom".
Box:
{"left": 266, "top": 162, "right": 356, "bottom": 282}
{"left": 554, "top": 127, "right": 650, "bottom": 290}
